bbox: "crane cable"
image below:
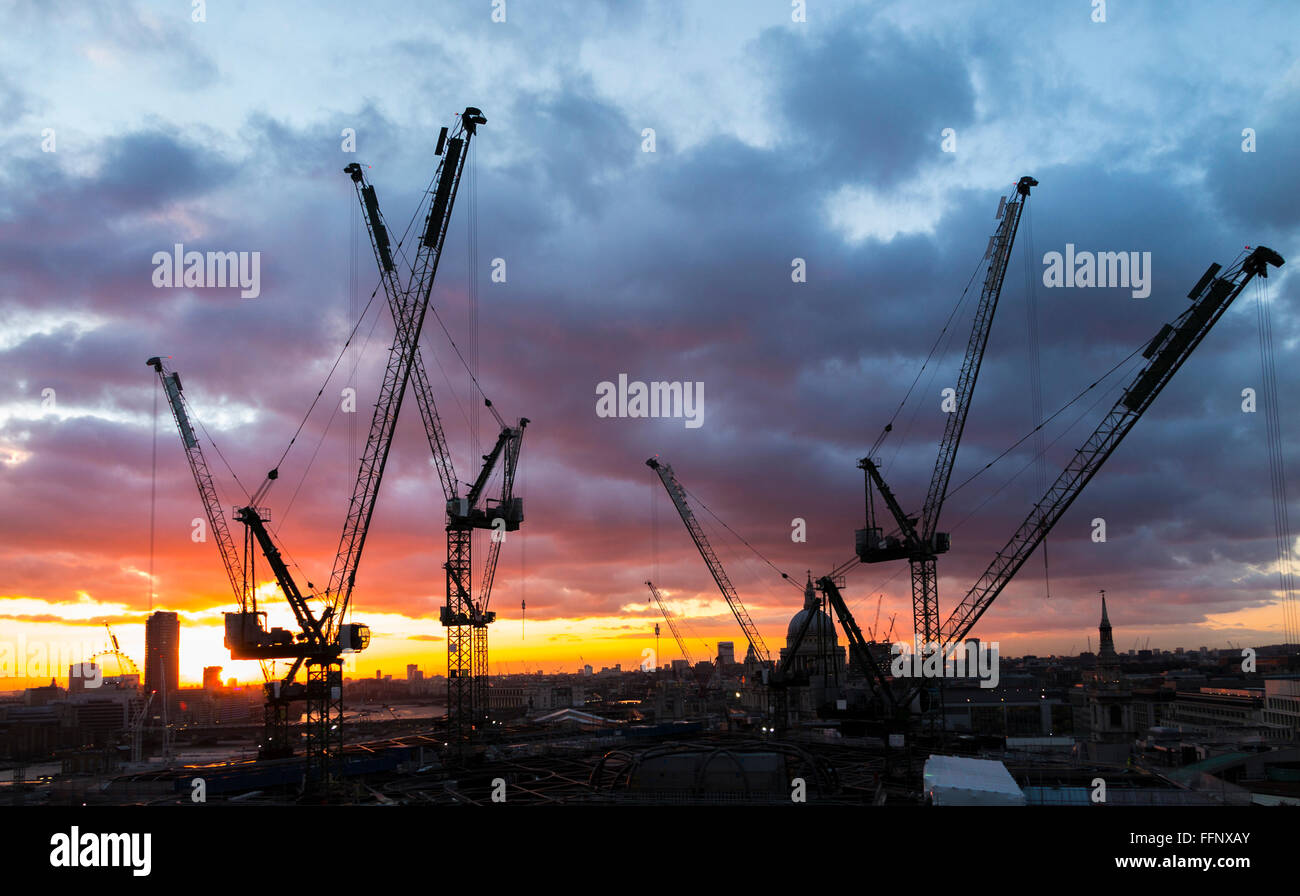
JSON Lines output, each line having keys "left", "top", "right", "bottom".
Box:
{"left": 846, "top": 361, "right": 1136, "bottom": 623}
{"left": 651, "top": 474, "right": 659, "bottom": 585}
{"left": 869, "top": 249, "right": 987, "bottom": 459}
{"left": 1255, "top": 274, "right": 1298, "bottom": 649}
{"left": 148, "top": 378, "right": 158, "bottom": 612}
{"left": 674, "top": 479, "right": 804, "bottom": 593}
{"left": 945, "top": 352, "right": 1137, "bottom": 537}
{"left": 1020, "top": 199, "right": 1050, "bottom": 599}
{"left": 263, "top": 153, "right": 445, "bottom": 491}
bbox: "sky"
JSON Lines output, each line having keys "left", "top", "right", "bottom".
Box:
{"left": 1, "top": 0, "right": 1298, "bottom": 688}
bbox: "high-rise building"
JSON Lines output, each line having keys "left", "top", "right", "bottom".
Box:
{"left": 68, "top": 661, "right": 99, "bottom": 695}
{"left": 407, "top": 663, "right": 418, "bottom": 680}
{"left": 717, "top": 642, "right": 736, "bottom": 666}
{"left": 145, "top": 611, "right": 180, "bottom": 702}
{"left": 203, "top": 666, "right": 223, "bottom": 690}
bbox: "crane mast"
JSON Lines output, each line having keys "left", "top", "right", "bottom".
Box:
{"left": 444, "top": 418, "right": 527, "bottom": 744}
{"left": 346, "top": 109, "right": 527, "bottom": 748}
{"left": 325, "top": 107, "right": 485, "bottom": 642}
{"left": 647, "top": 458, "right": 772, "bottom": 666}
{"left": 149, "top": 108, "right": 483, "bottom": 781}
{"left": 857, "top": 176, "right": 1036, "bottom": 652}
{"left": 941, "top": 245, "right": 1284, "bottom": 645}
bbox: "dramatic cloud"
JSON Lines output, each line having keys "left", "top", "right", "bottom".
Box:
{"left": 1, "top": 1, "right": 1296, "bottom": 683}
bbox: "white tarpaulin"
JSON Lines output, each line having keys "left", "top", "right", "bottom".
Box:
{"left": 923, "top": 754, "right": 1026, "bottom": 806}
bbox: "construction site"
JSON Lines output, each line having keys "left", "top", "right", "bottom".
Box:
{"left": 4, "top": 104, "right": 1295, "bottom": 810}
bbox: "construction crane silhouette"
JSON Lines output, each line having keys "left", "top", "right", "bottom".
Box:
{"left": 938, "top": 246, "right": 1283, "bottom": 648}
{"left": 856, "top": 177, "right": 1037, "bottom": 656}
{"left": 823, "top": 177, "right": 1281, "bottom": 718}
{"left": 148, "top": 106, "right": 488, "bottom": 784}
{"left": 647, "top": 458, "right": 771, "bottom": 667}
{"left": 346, "top": 108, "right": 527, "bottom": 748}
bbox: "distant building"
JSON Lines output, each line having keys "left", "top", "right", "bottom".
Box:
{"left": 1264, "top": 678, "right": 1300, "bottom": 741}
{"left": 1078, "top": 594, "right": 1134, "bottom": 762}
{"left": 1093, "top": 593, "right": 1121, "bottom": 682}
{"left": 1168, "top": 687, "right": 1266, "bottom": 736}
{"left": 144, "top": 611, "right": 180, "bottom": 704}
{"left": 24, "top": 680, "right": 66, "bottom": 706}
{"left": 68, "top": 662, "right": 99, "bottom": 695}
{"left": 716, "top": 642, "right": 736, "bottom": 666}
{"left": 778, "top": 576, "right": 845, "bottom": 678}
{"left": 406, "top": 664, "right": 419, "bottom": 681}
{"left": 203, "top": 666, "right": 223, "bottom": 690}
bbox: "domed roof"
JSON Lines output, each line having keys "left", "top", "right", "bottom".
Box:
{"left": 787, "top": 605, "right": 838, "bottom": 645}
{"left": 786, "top": 574, "right": 837, "bottom": 647}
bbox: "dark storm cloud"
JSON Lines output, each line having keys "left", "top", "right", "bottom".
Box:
{"left": 758, "top": 16, "right": 977, "bottom": 187}
{"left": 1202, "top": 109, "right": 1300, "bottom": 233}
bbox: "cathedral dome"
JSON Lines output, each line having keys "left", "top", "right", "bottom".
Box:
{"left": 786, "top": 605, "right": 838, "bottom": 645}
{"left": 786, "top": 574, "right": 838, "bottom": 648}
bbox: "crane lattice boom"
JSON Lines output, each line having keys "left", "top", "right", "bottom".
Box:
{"left": 941, "top": 246, "right": 1283, "bottom": 645}
{"left": 647, "top": 457, "right": 771, "bottom": 665}
{"left": 147, "top": 356, "right": 246, "bottom": 608}
{"left": 647, "top": 581, "right": 695, "bottom": 666}
{"left": 324, "top": 107, "right": 485, "bottom": 642}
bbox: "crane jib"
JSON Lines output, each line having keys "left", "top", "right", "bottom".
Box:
{"left": 423, "top": 137, "right": 463, "bottom": 248}
{"left": 941, "top": 245, "right": 1284, "bottom": 646}
{"left": 360, "top": 185, "right": 393, "bottom": 272}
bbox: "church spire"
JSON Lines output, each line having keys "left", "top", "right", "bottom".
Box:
{"left": 1096, "top": 589, "right": 1119, "bottom": 674}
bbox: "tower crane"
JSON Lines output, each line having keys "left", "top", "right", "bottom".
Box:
{"left": 150, "top": 355, "right": 369, "bottom": 765}
{"left": 939, "top": 245, "right": 1284, "bottom": 646}
{"left": 646, "top": 458, "right": 771, "bottom": 669}
{"left": 149, "top": 355, "right": 334, "bottom": 757}
{"left": 857, "top": 176, "right": 1037, "bottom": 653}
{"left": 149, "top": 106, "right": 486, "bottom": 782}
{"left": 883, "top": 613, "right": 898, "bottom": 644}
{"left": 444, "top": 417, "right": 527, "bottom": 742}
{"left": 822, "top": 243, "right": 1281, "bottom": 717}
{"left": 346, "top": 109, "right": 528, "bottom": 746}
